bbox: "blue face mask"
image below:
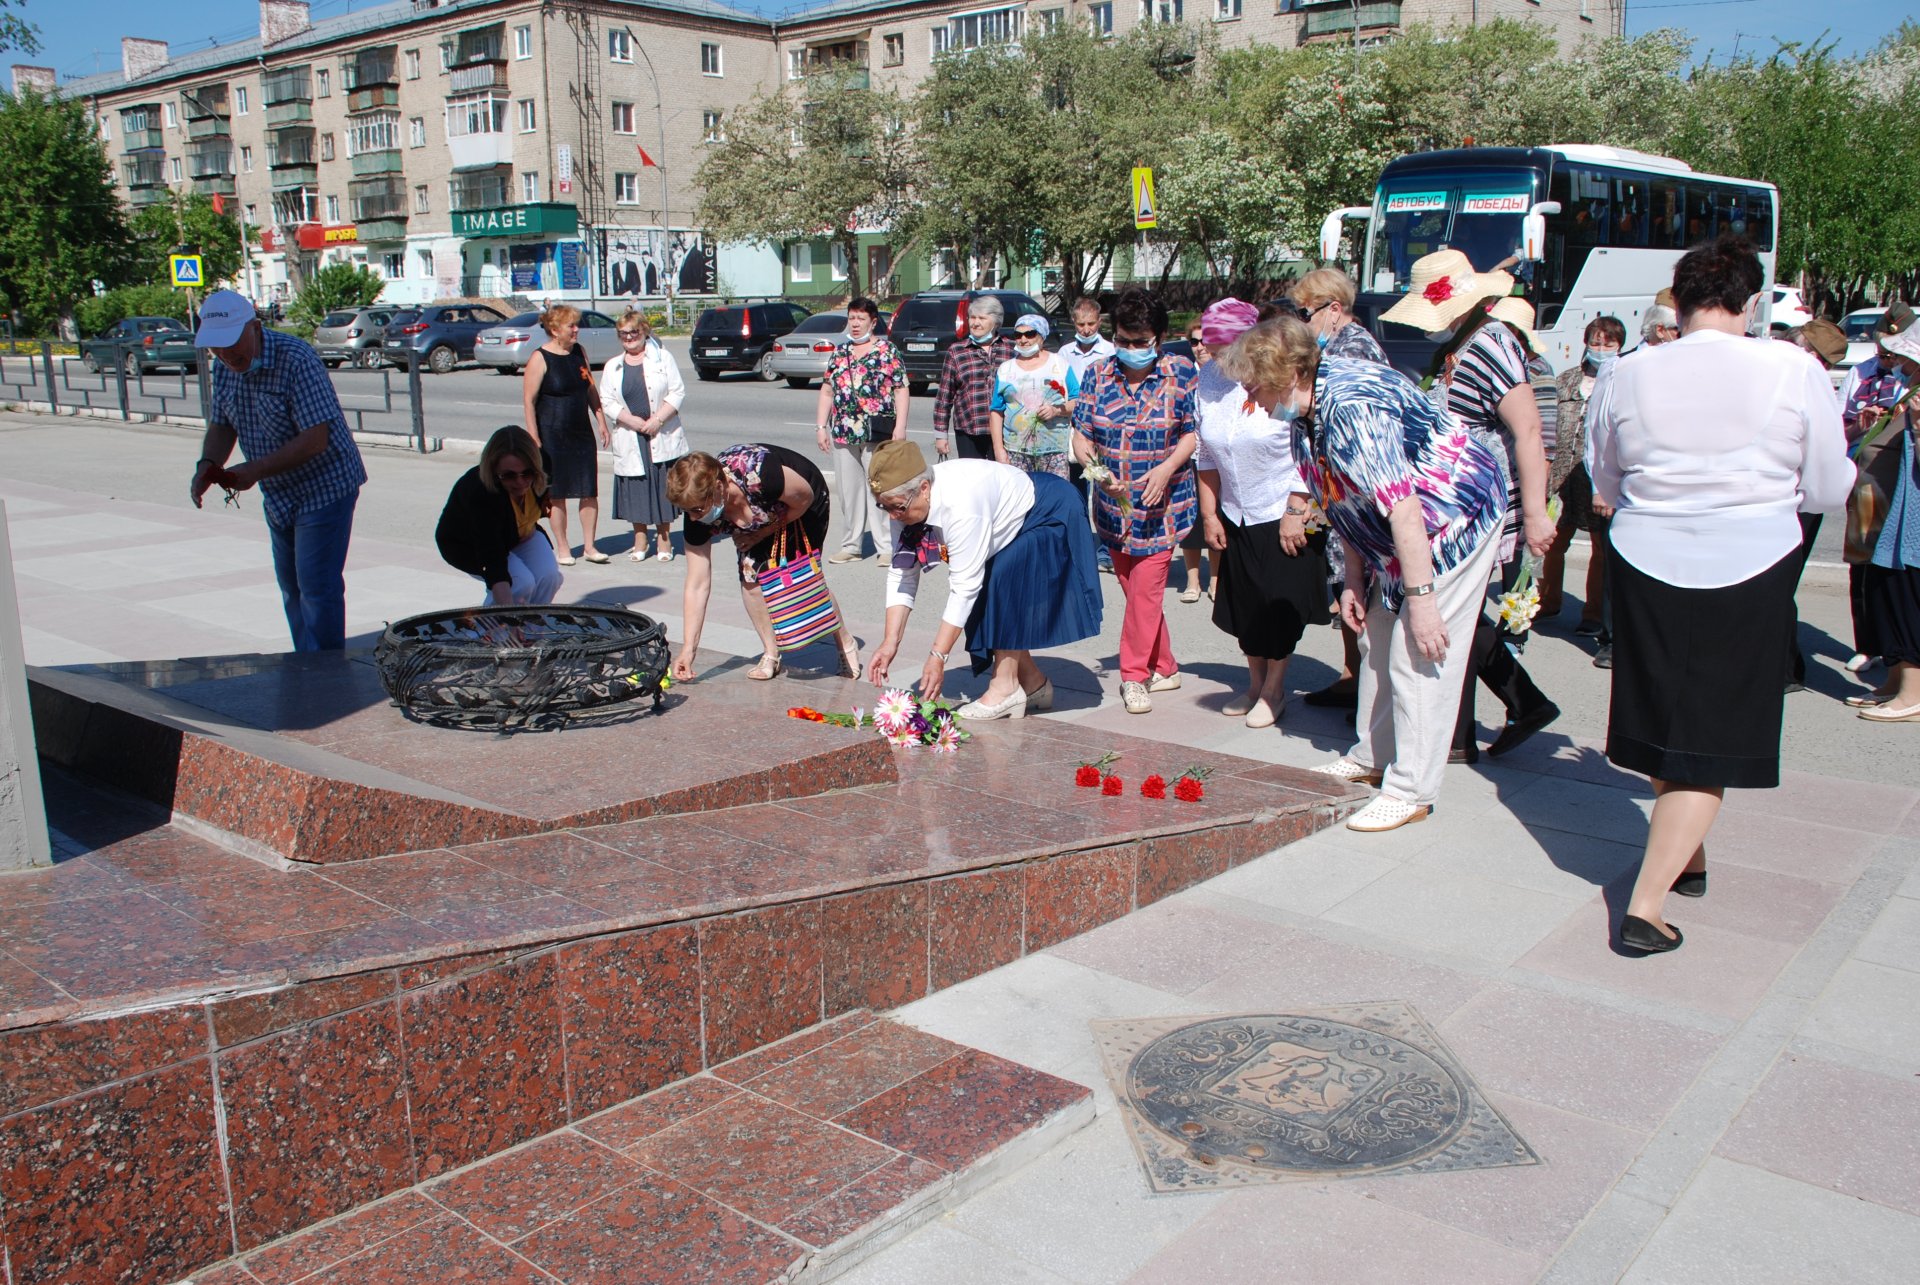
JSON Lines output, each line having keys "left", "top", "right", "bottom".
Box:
{"left": 698, "top": 503, "right": 725, "bottom": 526}
{"left": 1115, "top": 345, "right": 1157, "bottom": 370}
{"left": 1076, "top": 334, "right": 1098, "bottom": 347}
{"left": 1315, "top": 331, "right": 1331, "bottom": 351}
{"left": 969, "top": 331, "right": 993, "bottom": 346}
{"left": 1585, "top": 347, "right": 1617, "bottom": 371}
{"left": 1268, "top": 398, "right": 1299, "bottom": 425}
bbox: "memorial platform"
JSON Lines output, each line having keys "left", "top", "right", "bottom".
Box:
{"left": 1, "top": 654, "right": 1362, "bottom": 1285}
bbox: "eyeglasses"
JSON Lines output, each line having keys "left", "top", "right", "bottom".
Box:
{"left": 877, "top": 497, "right": 916, "bottom": 515}
{"left": 497, "top": 468, "right": 534, "bottom": 481}
{"left": 1113, "top": 335, "right": 1157, "bottom": 350}
{"left": 617, "top": 331, "right": 645, "bottom": 340}
{"left": 1014, "top": 330, "right": 1041, "bottom": 340}
{"left": 1295, "top": 302, "right": 1332, "bottom": 323}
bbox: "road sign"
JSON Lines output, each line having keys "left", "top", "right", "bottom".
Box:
{"left": 169, "top": 255, "right": 204, "bottom": 287}
{"left": 1131, "top": 167, "right": 1157, "bottom": 231}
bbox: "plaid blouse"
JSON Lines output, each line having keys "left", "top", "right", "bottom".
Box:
{"left": 932, "top": 336, "right": 1012, "bottom": 438}
{"left": 208, "top": 328, "right": 365, "bottom": 528}
{"left": 1072, "top": 352, "right": 1199, "bottom": 556}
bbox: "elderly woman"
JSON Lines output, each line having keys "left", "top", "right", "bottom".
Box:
{"left": 1541, "top": 316, "right": 1626, "bottom": 629}
{"left": 1221, "top": 317, "right": 1508, "bottom": 833}
{"left": 1853, "top": 323, "right": 1920, "bottom": 719}
{"left": 1587, "top": 235, "right": 1854, "bottom": 953}
{"left": 863, "top": 440, "right": 1102, "bottom": 718}
{"left": 435, "top": 426, "right": 562, "bottom": 606}
{"left": 1193, "top": 298, "right": 1325, "bottom": 728}
{"left": 933, "top": 295, "right": 1012, "bottom": 460}
{"left": 598, "top": 308, "right": 688, "bottom": 563}
{"left": 522, "top": 305, "right": 611, "bottom": 565}
{"left": 818, "top": 296, "right": 910, "bottom": 564}
{"left": 988, "top": 313, "right": 1080, "bottom": 480}
{"left": 665, "top": 445, "right": 859, "bottom": 682}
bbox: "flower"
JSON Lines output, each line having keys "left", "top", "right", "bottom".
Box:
{"left": 1496, "top": 585, "right": 1542, "bottom": 635}
{"left": 850, "top": 706, "right": 866, "bottom": 728}
{"left": 885, "top": 726, "right": 918, "bottom": 748}
{"left": 1141, "top": 774, "right": 1167, "bottom": 800}
{"left": 931, "top": 723, "right": 962, "bottom": 754}
{"left": 1174, "top": 776, "right": 1205, "bottom": 803}
{"left": 1101, "top": 774, "right": 1124, "bottom": 796}
{"left": 875, "top": 688, "right": 917, "bottom": 723}
{"left": 1423, "top": 277, "right": 1456, "bottom": 305}
{"left": 1075, "top": 764, "right": 1102, "bottom": 788}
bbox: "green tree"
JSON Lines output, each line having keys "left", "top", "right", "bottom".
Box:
{"left": 289, "top": 262, "right": 386, "bottom": 332}
{"left": 0, "top": 88, "right": 132, "bottom": 334}
{"left": 0, "top": 1, "right": 40, "bottom": 57}
{"left": 73, "top": 283, "right": 189, "bottom": 338}
{"left": 130, "top": 191, "right": 245, "bottom": 288}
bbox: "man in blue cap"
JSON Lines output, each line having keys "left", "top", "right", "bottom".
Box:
{"left": 188, "top": 289, "right": 366, "bottom": 651}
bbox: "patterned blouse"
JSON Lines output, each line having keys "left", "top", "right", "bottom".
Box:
{"left": 1446, "top": 322, "right": 1532, "bottom": 562}
{"left": 1323, "top": 321, "right": 1390, "bottom": 366}
{"left": 682, "top": 443, "right": 795, "bottom": 547}
{"left": 991, "top": 352, "right": 1081, "bottom": 463}
{"left": 1299, "top": 357, "right": 1506, "bottom": 611}
{"left": 1072, "top": 351, "right": 1199, "bottom": 556}
{"left": 823, "top": 339, "right": 907, "bottom": 445}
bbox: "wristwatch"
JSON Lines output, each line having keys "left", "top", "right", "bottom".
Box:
{"left": 1403, "top": 583, "right": 1436, "bottom": 598}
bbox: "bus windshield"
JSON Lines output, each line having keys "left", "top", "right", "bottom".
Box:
{"left": 1365, "top": 168, "right": 1545, "bottom": 296}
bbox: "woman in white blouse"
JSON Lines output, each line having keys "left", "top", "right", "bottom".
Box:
{"left": 1193, "top": 298, "right": 1326, "bottom": 728}
{"left": 1587, "top": 235, "right": 1854, "bottom": 955}
{"left": 597, "top": 310, "right": 688, "bottom": 561}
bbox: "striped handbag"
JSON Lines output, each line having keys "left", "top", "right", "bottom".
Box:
{"left": 756, "top": 525, "right": 843, "bottom": 652}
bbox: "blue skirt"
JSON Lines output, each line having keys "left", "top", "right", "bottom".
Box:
{"left": 966, "top": 472, "right": 1105, "bottom": 672}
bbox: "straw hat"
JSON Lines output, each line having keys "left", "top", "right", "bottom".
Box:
{"left": 1488, "top": 297, "right": 1538, "bottom": 351}
{"left": 1378, "top": 249, "right": 1514, "bottom": 332}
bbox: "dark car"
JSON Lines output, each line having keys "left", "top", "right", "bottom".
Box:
{"left": 889, "top": 289, "right": 1053, "bottom": 392}
{"left": 690, "top": 301, "right": 812, "bottom": 381}
{"left": 312, "top": 307, "right": 400, "bottom": 368}
{"left": 379, "top": 303, "right": 510, "bottom": 374}
{"left": 79, "top": 316, "right": 197, "bottom": 376}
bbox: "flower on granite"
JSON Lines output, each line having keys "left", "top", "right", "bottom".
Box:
{"left": 875, "top": 688, "right": 917, "bottom": 724}
{"left": 1101, "top": 774, "right": 1124, "bottom": 796}
{"left": 1075, "top": 764, "right": 1102, "bottom": 788}
{"left": 884, "top": 725, "right": 918, "bottom": 748}
{"left": 850, "top": 706, "right": 866, "bottom": 728}
{"left": 1174, "top": 776, "right": 1205, "bottom": 802}
{"left": 931, "top": 723, "right": 962, "bottom": 754}
{"left": 1141, "top": 774, "right": 1167, "bottom": 800}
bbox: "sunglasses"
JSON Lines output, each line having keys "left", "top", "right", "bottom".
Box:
{"left": 1295, "top": 302, "right": 1332, "bottom": 322}
{"left": 1014, "top": 330, "right": 1041, "bottom": 340}
{"left": 497, "top": 468, "right": 534, "bottom": 481}
{"left": 1113, "top": 335, "right": 1157, "bottom": 350}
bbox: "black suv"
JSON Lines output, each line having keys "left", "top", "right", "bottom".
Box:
{"left": 690, "top": 301, "right": 812, "bottom": 381}
{"left": 890, "top": 289, "right": 1054, "bottom": 392}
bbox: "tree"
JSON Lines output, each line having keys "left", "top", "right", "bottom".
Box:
{"left": 131, "top": 192, "right": 246, "bottom": 289}
{"left": 910, "top": 45, "right": 1049, "bottom": 287}
{"left": 74, "top": 284, "right": 189, "bottom": 338}
{"left": 289, "top": 262, "right": 386, "bottom": 332}
{"left": 0, "top": 88, "right": 133, "bottom": 334}
{"left": 0, "top": 1, "right": 39, "bottom": 57}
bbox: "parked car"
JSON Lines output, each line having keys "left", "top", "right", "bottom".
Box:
{"left": 889, "top": 288, "right": 1053, "bottom": 392}
{"left": 767, "top": 310, "right": 892, "bottom": 389}
{"left": 1839, "top": 307, "right": 1888, "bottom": 372}
{"left": 1771, "top": 284, "right": 1813, "bottom": 332}
{"left": 475, "top": 309, "right": 624, "bottom": 374}
{"left": 690, "top": 301, "right": 812, "bottom": 381}
{"left": 79, "top": 316, "right": 197, "bottom": 376}
{"left": 312, "top": 307, "right": 400, "bottom": 368}
{"left": 379, "top": 303, "right": 510, "bottom": 373}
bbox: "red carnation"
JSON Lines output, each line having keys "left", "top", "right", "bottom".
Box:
{"left": 1422, "top": 278, "right": 1455, "bottom": 305}
{"left": 1141, "top": 774, "right": 1167, "bottom": 800}
{"left": 1101, "top": 774, "right": 1124, "bottom": 796}
{"left": 1174, "top": 776, "right": 1205, "bottom": 803}
{"left": 1075, "top": 764, "right": 1102, "bottom": 788}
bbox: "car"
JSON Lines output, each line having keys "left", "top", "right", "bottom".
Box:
{"left": 475, "top": 309, "right": 624, "bottom": 374}
{"left": 1771, "top": 284, "right": 1813, "bottom": 332}
{"left": 379, "top": 303, "right": 510, "bottom": 373}
{"left": 888, "top": 288, "right": 1054, "bottom": 393}
{"left": 690, "top": 301, "right": 811, "bottom": 381}
{"left": 79, "top": 316, "right": 197, "bottom": 376}
{"left": 766, "top": 310, "right": 892, "bottom": 389}
{"left": 312, "top": 307, "right": 400, "bottom": 368}
{"left": 1839, "top": 307, "right": 1888, "bottom": 372}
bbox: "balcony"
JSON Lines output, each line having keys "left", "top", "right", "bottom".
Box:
{"left": 448, "top": 62, "right": 508, "bottom": 95}
{"left": 272, "top": 165, "right": 320, "bottom": 190}
{"left": 186, "top": 116, "right": 231, "bottom": 140}
{"left": 265, "top": 99, "right": 314, "bottom": 127}
{"left": 351, "top": 176, "right": 407, "bottom": 222}
{"left": 348, "top": 83, "right": 400, "bottom": 112}
{"left": 1301, "top": 1, "right": 1402, "bottom": 39}
{"left": 186, "top": 145, "right": 233, "bottom": 179}
{"left": 129, "top": 187, "right": 172, "bottom": 209}
{"left": 193, "top": 175, "right": 237, "bottom": 197}
{"left": 448, "top": 168, "right": 512, "bottom": 212}
{"left": 122, "top": 127, "right": 165, "bottom": 151}
{"left": 262, "top": 67, "right": 311, "bottom": 105}
{"left": 351, "top": 149, "right": 404, "bottom": 176}
{"left": 273, "top": 188, "right": 317, "bottom": 226}
{"left": 122, "top": 157, "right": 166, "bottom": 189}
{"left": 356, "top": 219, "right": 409, "bottom": 242}
{"left": 448, "top": 130, "right": 513, "bottom": 172}
{"left": 181, "top": 86, "right": 228, "bottom": 121}
{"left": 450, "top": 25, "right": 506, "bottom": 67}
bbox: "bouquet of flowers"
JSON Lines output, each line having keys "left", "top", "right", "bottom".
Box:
{"left": 787, "top": 688, "right": 968, "bottom": 753}
{"left": 1493, "top": 497, "right": 1563, "bottom": 637}
{"left": 1080, "top": 461, "right": 1133, "bottom": 518}
{"left": 1300, "top": 500, "right": 1328, "bottom": 535}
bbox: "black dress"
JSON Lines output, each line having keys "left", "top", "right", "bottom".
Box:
{"left": 535, "top": 343, "right": 598, "bottom": 499}
{"left": 683, "top": 443, "right": 831, "bottom": 581}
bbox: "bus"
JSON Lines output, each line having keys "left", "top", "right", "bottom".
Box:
{"left": 1320, "top": 145, "right": 1781, "bottom": 377}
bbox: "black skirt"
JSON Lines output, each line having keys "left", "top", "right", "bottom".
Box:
{"left": 1863, "top": 563, "right": 1920, "bottom": 667}
{"left": 1606, "top": 545, "right": 1799, "bottom": 789}
{"left": 1210, "top": 517, "right": 1329, "bottom": 660}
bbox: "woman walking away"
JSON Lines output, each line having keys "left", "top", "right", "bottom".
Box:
{"left": 1588, "top": 235, "right": 1853, "bottom": 954}
{"left": 435, "top": 427, "right": 563, "bottom": 606}
{"left": 1194, "top": 298, "right": 1325, "bottom": 728}
{"left": 598, "top": 309, "right": 688, "bottom": 562}
{"left": 1851, "top": 322, "right": 1920, "bottom": 720}
{"left": 522, "top": 306, "right": 610, "bottom": 565}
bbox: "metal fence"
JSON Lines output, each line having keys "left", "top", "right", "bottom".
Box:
{"left": 0, "top": 342, "right": 436, "bottom": 452}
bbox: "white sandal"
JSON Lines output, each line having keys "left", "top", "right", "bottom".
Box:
{"left": 628, "top": 547, "right": 648, "bottom": 562}
{"left": 1346, "top": 795, "right": 1430, "bottom": 832}
{"left": 1311, "top": 757, "right": 1383, "bottom": 786}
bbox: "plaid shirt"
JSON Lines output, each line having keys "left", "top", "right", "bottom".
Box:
{"left": 209, "top": 328, "right": 365, "bottom": 527}
{"left": 1073, "top": 352, "right": 1199, "bottom": 556}
{"left": 932, "top": 336, "right": 1012, "bottom": 438}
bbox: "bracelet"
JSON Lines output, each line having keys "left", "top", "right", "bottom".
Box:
{"left": 1403, "top": 582, "right": 1436, "bottom": 597}
{"left": 929, "top": 648, "right": 950, "bottom": 663}
{"left": 1285, "top": 507, "right": 1308, "bottom": 517}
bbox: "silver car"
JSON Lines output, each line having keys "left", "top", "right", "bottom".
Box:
{"left": 312, "top": 307, "right": 400, "bottom": 368}
{"left": 474, "top": 309, "right": 624, "bottom": 374}
{"left": 767, "top": 311, "right": 892, "bottom": 390}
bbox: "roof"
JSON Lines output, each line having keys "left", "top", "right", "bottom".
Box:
{"left": 60, "top": 0, "right": 767, "bottom": 98}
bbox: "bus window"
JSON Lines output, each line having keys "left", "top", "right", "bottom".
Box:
{"left": 1564, "top": 166, "right": 1611, "bottom": 248}
{"left": 1613, "top": 179, "right": 1651, "bottom": 248}
{"left": 1652, "top": 179, "right": 1686, "bottom": 249}
{"left": 1716, "top": 186, "right": 1775, "bottom": 251}
{"left": 1685, "top": 188, "right": 1715, "bottom": 246}
{"left": 1747, "top": 187, "right": 1775, "bottom": 251}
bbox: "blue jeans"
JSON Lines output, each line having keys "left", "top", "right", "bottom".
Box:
{"left": 268, "top": 491, "right": 358, "bottom": 651}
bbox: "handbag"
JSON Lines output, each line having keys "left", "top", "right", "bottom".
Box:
{"left": 1844, "top": 416, "right": 1910, "bottom": 564}
{"left": 756, "top": 525, "right": 843, "bottom": 651}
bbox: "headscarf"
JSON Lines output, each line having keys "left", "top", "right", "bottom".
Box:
{"left": 1199, "top": 298, "right": 1261, "bottom": 349}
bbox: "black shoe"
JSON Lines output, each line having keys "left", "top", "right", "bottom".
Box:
{"left": 1304, "top": 679, "right": 1360, "bottom": 709}
{"left": 1671, "top": 870, "right": 1707, "bottom": 898}
{"left": 1487, "top": 702, "right": 1560, "bottom": 757}
{"left": 1448, "top": 746, "right": 1479, "bottom": 765}
{"left": 1592, "top": 645, "right": 1614, "bottom": 670}
{"left": 1574, "top": 619, "right": 1606, "bottom": 637}
{"left": 1783, "top": 682, "right": 1807, "bottom": 694}
{"left": 1620, "top": 914, "right": 1683, "bottom": 954}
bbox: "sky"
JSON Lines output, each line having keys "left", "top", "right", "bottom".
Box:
{"left": 14, "top": 0, "right": 1920, "bottom": 86}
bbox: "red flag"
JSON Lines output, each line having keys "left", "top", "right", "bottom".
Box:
{"left": 635, "top": 144, "right": 657, "bottom": 168}
{"left": 210, "top": 193, "right": 227, "bottom": 215}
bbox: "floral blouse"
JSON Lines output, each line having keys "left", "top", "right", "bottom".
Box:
{"left": 823, "top": 339, "right": 907, "bottom": 445}
{"left": 991, "top": 353, "right": 1081, "bottom": 460}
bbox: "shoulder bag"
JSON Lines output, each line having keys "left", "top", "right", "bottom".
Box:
{"left": 756, "top": 524, "right": 844, "bottom": 651}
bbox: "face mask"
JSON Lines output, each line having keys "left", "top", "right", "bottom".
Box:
{"left": 1584, "top": 348, "right": 1617, "bottom": 370}
{"left": 245, "top": 354, "right": 265, "bottom": 374}
{"left": 1115, "top": 345, "right": 1157, "bottom": 370}
{"left": 1076, "top": 334, "right": 1098, "bottom": 347}
{"left": 1315, "top": 332, "right": 1331, "bottom": 351}
{"left": 969, "top": 331, "right": 993, "bottom": 346}
{"left": 697, "top": 503, "right": 725, "bottom": 526}
{"left": 1014, "top": 341, "right": 1042, "bottom": 359}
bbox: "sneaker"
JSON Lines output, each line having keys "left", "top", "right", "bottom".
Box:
{"left": 1573, "top": 619, "right": 1606, "bottom": 638}
{"left": 1592, "top": 644, "right": 1614, "bottom": 670}
{"left": 1146, "top": 671, "right": 1181, "bottom": 693}
{"left": 1121, "top": 681, "right": 1152, "bottom": 714}
{"left": 1310, "top": 757, "right": 1383, "bottom": 786}
{"left": 828, "top": 549, "right": 863, "bottom": 564}
{"left": 1346, "top": 795, "right": 1431, "bottom": 833}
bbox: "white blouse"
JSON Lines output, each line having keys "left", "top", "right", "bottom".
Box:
{"left": 1588, "top": 329, "right": 1855, "bottom": 588}
{"left": 597, "top": 339, "right": 688, "bottom": 478}
{"left": 884, "top": 459, "right": 1035, "bottom": 629}
{"left": 1191, "top": 359, "right": 1304, "bottom": 525}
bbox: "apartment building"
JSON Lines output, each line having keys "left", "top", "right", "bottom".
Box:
{"left": 26, "top": 0, "right": 1622, "bottom": 307}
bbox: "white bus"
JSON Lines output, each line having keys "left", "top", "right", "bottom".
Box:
{"left": 1321, "top": 144, "right": 1781, "bottom": 376}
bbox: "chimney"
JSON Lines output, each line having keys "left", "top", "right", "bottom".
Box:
{"left": 10, "top": 66, "right": 55, "bottom": 95}
{"left": 260, "top": 1, "right": 312, "bottom": 47}
{"left": 121, "top": 38, "right": 169, "bottom": 81}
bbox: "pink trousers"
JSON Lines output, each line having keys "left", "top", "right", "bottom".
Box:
{"left": 1111, "top": 549, "right": 1177, "bottom": 684}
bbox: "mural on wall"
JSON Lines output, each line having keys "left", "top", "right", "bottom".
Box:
{"left": 601, "top": 229, "right": 718, "bottom": 297}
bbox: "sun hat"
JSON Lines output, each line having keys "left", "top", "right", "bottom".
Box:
{"left": 1377, "top": 250, "right": 1514, "bottom": 332}
{"left": 1012, "top": 313, "right": 1051, "bottom": 339}
{"left": 1875, "top": 301, "right": 1914, "bottom": 340}
{"left": 1487, "top": 297, "right": 1538, "bottom": 351}
{"left": 1797, "top": 319, "right": 1847, "bottom": 368}
{"left": 867, "top": 439, "right": 929, "bottom": 496}
{"left": 1199, "top": 298, "right": 1261, "bottom": 348}
{"left": 1879, "top": 320, "right": 1920, "bottom": 367}
{"left": 194, "top": 290, "right": 257, "bottom": 348}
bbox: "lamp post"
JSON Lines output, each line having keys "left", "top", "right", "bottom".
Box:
{"left": 631, "top": 38, "right": 676, "bottom": 327}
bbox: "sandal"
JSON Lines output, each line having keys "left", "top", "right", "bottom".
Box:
{"left": 838, "top": 643, "right": 862, "bottom": 679}
{"left": 556, "top": 554, "right": 577, "bottom": 567}
{"left": 747, "top": 653, "right": 782, "bottom": 681}
{"left": 628, "top": 547, "right": 648, "bottom": 562}
{"left": 582, "top": 550, "right": 611, "bottom": 564}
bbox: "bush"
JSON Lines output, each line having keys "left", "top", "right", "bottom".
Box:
{"left": 289, "top": 263, "right": 388, "bottom": 333}
{"left": 74, "top": 285, "right": 191, "bottom": 338}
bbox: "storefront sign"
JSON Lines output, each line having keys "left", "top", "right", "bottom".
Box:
{"left": 452, "top": 203, "right": 580, "bottom": 238}
{"left": 259, "top": 224, "right": 360, "bottom": 252}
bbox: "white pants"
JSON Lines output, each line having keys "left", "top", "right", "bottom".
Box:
{"left": 1349, "top": 531, "right": 1500, "bottom": 807}
{"left": 832, "top": 440, "right": 888, "bottom": 556}
{"left": 476, "top": 531, "right": 563, "bottom": 606}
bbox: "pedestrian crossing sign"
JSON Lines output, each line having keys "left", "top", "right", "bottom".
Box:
{"left": 170, "top": 255, "right": 204, "bottom": 287}
{"left": 1132, "top": 167, "right": 1157, "bottom": 230}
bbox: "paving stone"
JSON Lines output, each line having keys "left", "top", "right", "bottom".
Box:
{"left": 1717, "top": 1053, "right": 1920, "bottom": 1218}
{"left": 1803, "top": 960, "right": 1920, "bottom": 1065}
{"left": 1320, "top": 863, "right": 1586, "bottom": 967}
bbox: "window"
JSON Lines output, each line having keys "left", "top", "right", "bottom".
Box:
{"left": 383, "top": 251, "right": 404, "bottom": 277}
{"left": 513, "top": 25, "right": 532, "bottom": 59}
{"left": 164, "top": 102, "right": 177, "bottom": 128}
{"left": 789, "top": 242, "right": 812, "bottom": 282}
{"left": 612, "top": 101, "right": 635, "bottom": 133}
{"left": 320, "top": 133, "right": 335, "bottom": 161}
{"left": 1580, "top": 0, "right": 1593, "bottom": 18}
{"left": 240, "top": 145, "right": 254, "bottom": 172}
{"left": 518, "top": 98, "right": 536, "bottom": 132}
{"left": 325, "top": 195, "right": 340, "bottom": 222}
{"left": 404, "top": 49, "right": 421, "bottom": 80}
{"left": 788, "top": 49, "right": 805, "bottom": 80}
{"left": 347, "top": 114, "right": 398, "bottom": 155}
{"left": 244, "top": 203, "right": 257, "bottom": 223}
{"left": 521, "top": 170, "right": 539, "bottom": 202}
{"left": 99, "top": 115, "right": 110, "bottom": 141}
{"left": 829, "top": 241, "right": 848, "bottom": 281}
{"left": 614, "top": 172, "right": 638, "bottom": 203}
{"left": 316, "top": 69, "right": 330, "bottom": 97}
{"left": 931, "top": 29, "right": 948, "bottom": 56}
{"left": 701, "top": 42, "right": 722, "bottom": 76}
{"left": 1142, "top": 0, "right": 1183, "bottom": 23}
{"left": 169, "top": 157, "right": 183, "bottom": 183}
{"left": 417, "top": 248, "right": 432, "bottom": 277}
{"left": 234, "top": 87, "right": 249, "bottom": 115}
{"left": 413, "top": 183, "right": 429, "bottom": 213}
{"left": 1039, "top": 8, "right": 1065, "bottom": 30}
{"left": 1088, "top": 4, "right": 1115, "bottom": 36}
{"left": 702, "top": 109, "right": 724, "bottom": 144}
{"left": 409, "top": 116, "right": 426, "bottom": 147}
{"left": 608, "top": 29, "right": 632, "bottom": 63}
{"left": 438, "top": 44, "right": 451, "bottom": 72}
{"left": 1215, "top": 0, "right": 1240, "bottom": 17}
{"left": 942, "top": 6, "right": 1025, "bottom": 51}
{"left": 447, "top": 94, "right": 508, "bottom": 137}
{"left": 883, "top": 33, "right": 905, "bottom": 66}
